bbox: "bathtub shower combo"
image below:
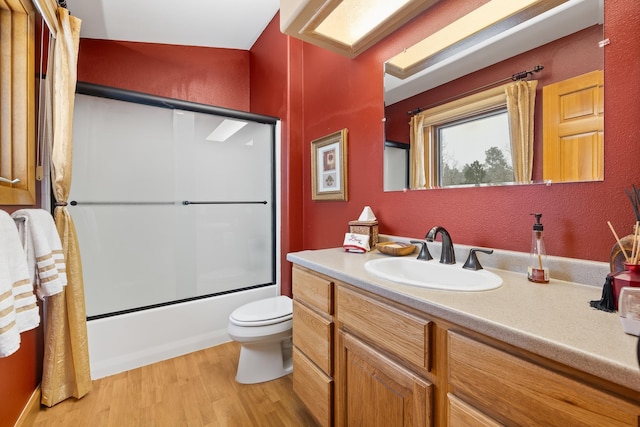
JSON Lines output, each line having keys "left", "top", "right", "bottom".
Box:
{"left": 70, "top": 83, "right": 281, "bottom": 379}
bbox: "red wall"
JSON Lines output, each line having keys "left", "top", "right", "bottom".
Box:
{"left": 293, "top": 0, "right": 640, "bottom": 264}
{"left": 249, "top": 16, "right": 303, "bottom": 297}
{"left": 0, "top": 302, "right": 43, "bottom": 427}
{"left": 77, "top": 39, "right": 251, "bottom": 110}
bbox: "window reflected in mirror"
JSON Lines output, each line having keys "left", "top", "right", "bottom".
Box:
{"left": 437, "top": 110, "right": 513, "bottom": 187}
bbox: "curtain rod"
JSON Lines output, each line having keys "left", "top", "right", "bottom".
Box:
{"left": 407, "top": 65, "right": 544, "bottom": 116}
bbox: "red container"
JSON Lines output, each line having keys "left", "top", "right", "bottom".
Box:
{"left": 612, "top": 263, "right": 640, "bottom": 309}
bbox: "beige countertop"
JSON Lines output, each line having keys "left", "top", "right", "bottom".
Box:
{"left": 287, "top": 247, "right": 640, "bottom": 393}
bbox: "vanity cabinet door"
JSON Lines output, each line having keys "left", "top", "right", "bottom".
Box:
{"left": 338, "top": 331, "right": 433, "bottom": 427}
{"left": 448, "top": 331, "right": 640, "bottom": 426}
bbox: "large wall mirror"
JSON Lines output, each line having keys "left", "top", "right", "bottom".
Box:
{"left": 383, "top": 0, "right": 604, "bottom": 191}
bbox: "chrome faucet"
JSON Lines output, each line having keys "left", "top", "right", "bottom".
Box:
{"left": 425, "top": 226, "right": 455, "bottom": 264}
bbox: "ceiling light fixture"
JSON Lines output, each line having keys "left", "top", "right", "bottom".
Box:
{"left": 386, "top": 0, "right": 569, "bottom": 80}
{"left": 280, "top": 0, "right": 439, "bottom": 58}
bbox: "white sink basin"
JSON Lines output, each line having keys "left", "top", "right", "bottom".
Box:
{"left": 364, "top": 258, "right": 503, "bottom": 291}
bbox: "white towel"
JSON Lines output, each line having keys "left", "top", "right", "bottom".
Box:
{"left": 11, "top": 209, "right": 67, "bottom": 299}
{"left": 0, "top": 210, "right": 39, "bottom": 357}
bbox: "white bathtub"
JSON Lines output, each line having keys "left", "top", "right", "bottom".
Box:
{"left": 87, "top": 285, "right": 278, "bottom": 379}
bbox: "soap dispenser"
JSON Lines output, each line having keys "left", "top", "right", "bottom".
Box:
{"left": 528, "top": 213, "right": 549, "bottom": 283}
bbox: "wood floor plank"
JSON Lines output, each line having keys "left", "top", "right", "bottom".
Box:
{"left": 27, "top": 341, "right": 318, "bottom": 426}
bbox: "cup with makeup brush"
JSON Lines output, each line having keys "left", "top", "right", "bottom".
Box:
{"left": 612, "top": 263, "right": 640, "bottom": 310}
{"left": 608, "top": 221, "right": 640, "bottom": 309}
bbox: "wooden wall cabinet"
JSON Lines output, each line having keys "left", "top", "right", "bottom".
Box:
{"left": 0, "top": 0, "right": 37, "bottom": 206}
{"left": 291, "top": 264, "right": 640, "bottom": 426}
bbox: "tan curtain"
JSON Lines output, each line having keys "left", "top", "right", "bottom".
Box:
{"left": 39, "top": 5, "right": 92, "bottom": 407}
{"left": 409, "top": 114, "right": 435, "bottom": 189}
{"left": 409, "top": 115, "right": 426, "bottom": 189}
{"left": 505, "top": 80, "right": 537, "bottom": 183}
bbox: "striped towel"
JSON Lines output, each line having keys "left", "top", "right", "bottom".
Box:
{"left": 0, "top": 210, "right": 39, "bottom": 357}
{"left": 12, "top": 209, "right": 67, "bottom": 299}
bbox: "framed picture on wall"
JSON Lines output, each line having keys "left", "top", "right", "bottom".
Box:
{"left": 311, "top": 128, "right": 348, "bottom": 201}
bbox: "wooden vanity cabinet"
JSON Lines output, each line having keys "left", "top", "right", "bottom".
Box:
{"left": 291, "top": 264, "right": 640, "bottom": 426}
{"left": 291, "top": 266, "right": 335, "bottom": 427}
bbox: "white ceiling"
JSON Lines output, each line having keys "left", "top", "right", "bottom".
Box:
{"left": 64, "top": 0, "right": 281, "bottom": 50}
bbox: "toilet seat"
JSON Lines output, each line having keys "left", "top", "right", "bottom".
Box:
{"left": 229, "top": 295, "right": 292, "bottom": 327}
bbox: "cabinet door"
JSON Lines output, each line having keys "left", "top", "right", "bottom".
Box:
{"left": 339, "top": 331, "right": 432, "bottom": 427}
{"left": 0, "top": 0, "right": 36, "bottom": 205}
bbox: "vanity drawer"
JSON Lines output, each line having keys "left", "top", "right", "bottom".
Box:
{"left": 293, "top": 347, "right": 333, "bottom": 427}
{"left": 292, "top": 266, "right": 334, "bottom": 315}
{"left": 448, "top": 331, "right": 640, "bottom": 426}
{"left": 336, "top": 285, "right": 431, "bottom": 371}
{"left": 293, "top": 299, "right": 333, "bottom": 375}
{"left": 447, "top": 393, "right": 503, "bottom": 427}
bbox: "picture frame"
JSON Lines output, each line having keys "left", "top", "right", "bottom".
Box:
{"left": 311, "top": 128, "right": 348, "bottom": 201}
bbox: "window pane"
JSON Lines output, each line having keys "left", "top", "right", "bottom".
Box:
{"left": 438, "top": 110, "right": 513, "bottom": 187}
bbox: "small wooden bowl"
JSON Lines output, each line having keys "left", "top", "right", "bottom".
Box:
{"left": 376, "top": 241, "right": 416, "bottom": 257}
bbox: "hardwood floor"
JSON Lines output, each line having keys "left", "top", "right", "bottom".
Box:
{"left": 26, "top": 342, "right": 318, "bottom": 427}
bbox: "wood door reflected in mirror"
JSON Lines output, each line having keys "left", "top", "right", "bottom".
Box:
{"left": 383, "top": 0, "right": 604, "bottom": 191}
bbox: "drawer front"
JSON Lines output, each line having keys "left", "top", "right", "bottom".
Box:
{"left": 293, "top": 347, "right": 333, "bottom": 427}
{"left": 336, "top": 285, "right": 431, "bottom": 371}
{"left": 292, "top": 266, "right": 334, "bottom": 315}
{"left": 293, "top": 299, "right": 333, "bottom": 375}
{"left": 447, "top": 393, "right": 503, "bottom": 427}
{"left": 448, "top": 331, "right": 640, "bottom": 426}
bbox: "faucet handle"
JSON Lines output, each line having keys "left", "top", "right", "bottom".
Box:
{"left": 463, "top": 248, "right": 494, "bottom": 270}
{"left": 410, "top": 240, "right": 433, "bottom": 261}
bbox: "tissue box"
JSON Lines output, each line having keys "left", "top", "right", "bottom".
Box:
{"left": 348, "top": 220, "right": 378, "bottom": 249}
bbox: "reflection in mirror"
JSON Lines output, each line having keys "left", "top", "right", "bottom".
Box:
{"left": 439, "top": 110, "right": 512, "bottom": 187}
{"left": 384, "top": 141, "right": 410, "bottom": 191}
{"left": 383, "top": 0, "right": 604, "bottom": 191}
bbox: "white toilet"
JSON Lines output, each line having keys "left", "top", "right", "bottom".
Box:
{"left": 227, "top": 295, "right": 293, "bottom": 384}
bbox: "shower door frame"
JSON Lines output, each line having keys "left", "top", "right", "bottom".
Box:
{"left": 74, "top": 82, "right": 280, "bottom": 320}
